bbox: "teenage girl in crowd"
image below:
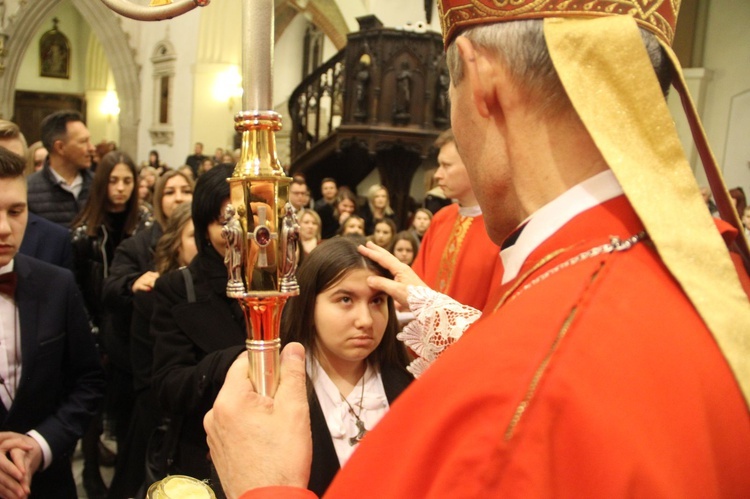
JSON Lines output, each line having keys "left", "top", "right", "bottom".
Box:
{"left": 70, "top": 151, "right": 148, "bottom": 499}
{"left": 369, "top": 218, "right": 397, "bottom": 250}
{"left": 337, "top": 214, "right": 366, "bottom": 237}
{"left": 391, "top": 231, "right": 419, "bottom": 266}
{"left": 107, "top": 202, "right": 197, "bottom": 499}
{"left": 361, "top": 184, "right": 396, "bottom": 235}
{"left": 281, "top": 237, "right": 412, "bottom": 496}
{"left": 409, "top": 207, "right": 432, "bottom": 248}
{"left": 102, "top": 169, "right": 194, "bottom": 498}
{"left": 297, "top": 208, "right": 322, "bottom": 264}
{"left": 137, "top": 174, "right": 153, "bottom": 211}
{"left": 319, "top": 188, "right": 358, "bottom": 239}
{"left": 146, "top": 149, "right": 168, "bottom": 176}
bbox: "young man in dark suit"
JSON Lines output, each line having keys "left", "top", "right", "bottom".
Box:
{"left": 0, "top": 147, "right": 104, "bottom": 498}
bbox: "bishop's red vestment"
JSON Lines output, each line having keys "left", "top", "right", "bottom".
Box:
{"left": 241, "top": 194, "right": 750, "bottom": 498}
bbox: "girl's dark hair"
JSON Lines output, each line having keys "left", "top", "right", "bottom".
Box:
{"left": 72, "top": 151, "right": 139, "bottom": 237}
{"left": 191, "top": 163, "right": 233, "bottom": 255}
{"left": 282, "top": 237, "right": 408, "bottom": 370}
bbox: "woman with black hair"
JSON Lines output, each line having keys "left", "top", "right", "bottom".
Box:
{"left": 281, "top": 237, "right": 412, "bottom": 496}
{"left": 150, "top": 164, "right": 246, "bottom": 482}
{"left": 147, "top": 149, "right": 168, "bottom": 176}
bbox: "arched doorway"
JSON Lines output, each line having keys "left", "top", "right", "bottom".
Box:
{"left": 0, "top": 0, "right": 140, "bottom": 154}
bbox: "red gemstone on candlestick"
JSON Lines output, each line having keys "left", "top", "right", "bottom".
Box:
{"left": 256, "top": 227, "right": 270, "bottom": 245}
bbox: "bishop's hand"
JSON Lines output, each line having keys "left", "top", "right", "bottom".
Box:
{"left": 204, "top": 343, "right": 312, "bottom": 498}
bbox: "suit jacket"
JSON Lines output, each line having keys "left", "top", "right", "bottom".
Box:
{"left": 307, "top": 364, "right": 412, "bottom": 497}
{"left": 3, "top": 253, "right": 104, "bottom": 498}
{"left": 18, "top": 212, "right": 74, "bottom": 271}
{"left": 150, "top": 251, "right": 246, "bottom": 480}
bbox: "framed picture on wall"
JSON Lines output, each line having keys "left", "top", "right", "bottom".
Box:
{"left": 39, "top": 18, "right": 70, "bottom": 79}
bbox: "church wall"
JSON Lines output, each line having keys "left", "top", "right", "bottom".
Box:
{"left": 137, "top": 11, "right": 201, "bottom": 168}
{"left": 15, "top": 3, "right": 88, "bottom": 96}
{"left": 699, "top": 0, "right": 750, "bottom": 192}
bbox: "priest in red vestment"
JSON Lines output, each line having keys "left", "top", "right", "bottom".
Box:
{"left": 203, "top": 1, "right": 750, "bottom": 498}
{"left": 411, "top": 129, "right": 502, "bottom": 311}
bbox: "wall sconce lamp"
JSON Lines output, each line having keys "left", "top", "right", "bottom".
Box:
{"left": 101, "top": 91, "right": 120, "bottom": 122}
{"left": 214, "top": 66, "right": 244, "bottom": 110}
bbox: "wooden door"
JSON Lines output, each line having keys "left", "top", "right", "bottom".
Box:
{"left": 13, "top": 90, "right": 86, "bottom": 145}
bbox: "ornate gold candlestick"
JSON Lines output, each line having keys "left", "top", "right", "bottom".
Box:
{"left": 222, "top": 110, "right": 299, "bottom": 397}
{"left": 100, "top": 0, "right": 293, "bottom": 396}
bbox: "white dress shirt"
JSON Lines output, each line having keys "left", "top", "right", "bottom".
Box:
{"left": 308, "top": 355, "right": 389, "bottom": 466}
{"left": 0, "top": 260, "right": 53, "bottom": 469}
{"left": 0, "top": 260, "right": 21, "bottom": 409}
{"left": 49, "top": 167, "right": 84, "bottom": 199}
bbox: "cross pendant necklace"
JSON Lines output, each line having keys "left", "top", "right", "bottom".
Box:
{"left": 341, "top": 375, "right": 368, "bottom": 446}
{"left": 349, "top": 418, "right": 367, "bottom": 446}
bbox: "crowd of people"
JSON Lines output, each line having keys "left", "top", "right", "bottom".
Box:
{"left": 0, "top": 110, "right": 479, "bottom": 499}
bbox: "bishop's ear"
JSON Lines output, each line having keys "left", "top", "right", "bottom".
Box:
{"left": 455, "top": 36, "right": 503, "bottom": 119}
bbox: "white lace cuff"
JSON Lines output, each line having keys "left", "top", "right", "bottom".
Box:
{"left": 397, "top": 286, "right": 481, "bottom": 378}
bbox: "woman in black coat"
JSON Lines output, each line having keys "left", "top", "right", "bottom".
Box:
{"left": 70, "top": 151, "right": 147, "bottom": 499}
{"left": 103, "top": 170, "right": 194, "bottom": 498}
{"left": 150, "top": 164, "right": 245, "bottom": 481}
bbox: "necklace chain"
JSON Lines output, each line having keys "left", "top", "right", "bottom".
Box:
{"left": 497, "top": 231, "right": 648, "bottom": 310}
{"left": 340, "top": 375, "right": 368, "bottom": 446}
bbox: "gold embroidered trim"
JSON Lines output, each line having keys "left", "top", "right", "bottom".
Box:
{"left": 504, "top": 302, "right": 582, "bottom": 441}
{"left": 435, "top": 215, "right": 473, "bottom": 294}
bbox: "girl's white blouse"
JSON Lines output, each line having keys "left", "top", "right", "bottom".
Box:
{"left": 308, "top": 355, "right": 389, "bottom": 466}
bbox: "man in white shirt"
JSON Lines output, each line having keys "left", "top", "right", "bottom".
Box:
{"left": 0, "top": 147, "right": 103, "bottom": 498}
{"left": 26, "top": 110, "right": 95, "bottom": 227}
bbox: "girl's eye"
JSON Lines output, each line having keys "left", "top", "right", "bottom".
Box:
{"left": 338, "top": 296, "right": 352, "bottom": 304}
{"left": 371, "top": 296, "right": 384, "bottom": 306}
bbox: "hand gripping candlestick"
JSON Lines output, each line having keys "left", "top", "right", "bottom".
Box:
{"left": 100, "top": 0, "right": 298, "bottom": 397}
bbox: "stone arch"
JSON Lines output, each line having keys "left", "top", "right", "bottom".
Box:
{"left": 275, "top": 0, "right": 350, "bottom": 50}
{"left": 0, "top": 0, "right": 140, "bottom": 155}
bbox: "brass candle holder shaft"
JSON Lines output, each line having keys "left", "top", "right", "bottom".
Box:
{"left": 223, "top": 111, "right": 299, "bottom": 397}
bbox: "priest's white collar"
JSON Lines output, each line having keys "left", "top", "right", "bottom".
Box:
{"left": 458, "top": 204, "right": 482, "bottom": 217}
{"left": 500, "top": 170, "right": 624, "bottom": 284}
